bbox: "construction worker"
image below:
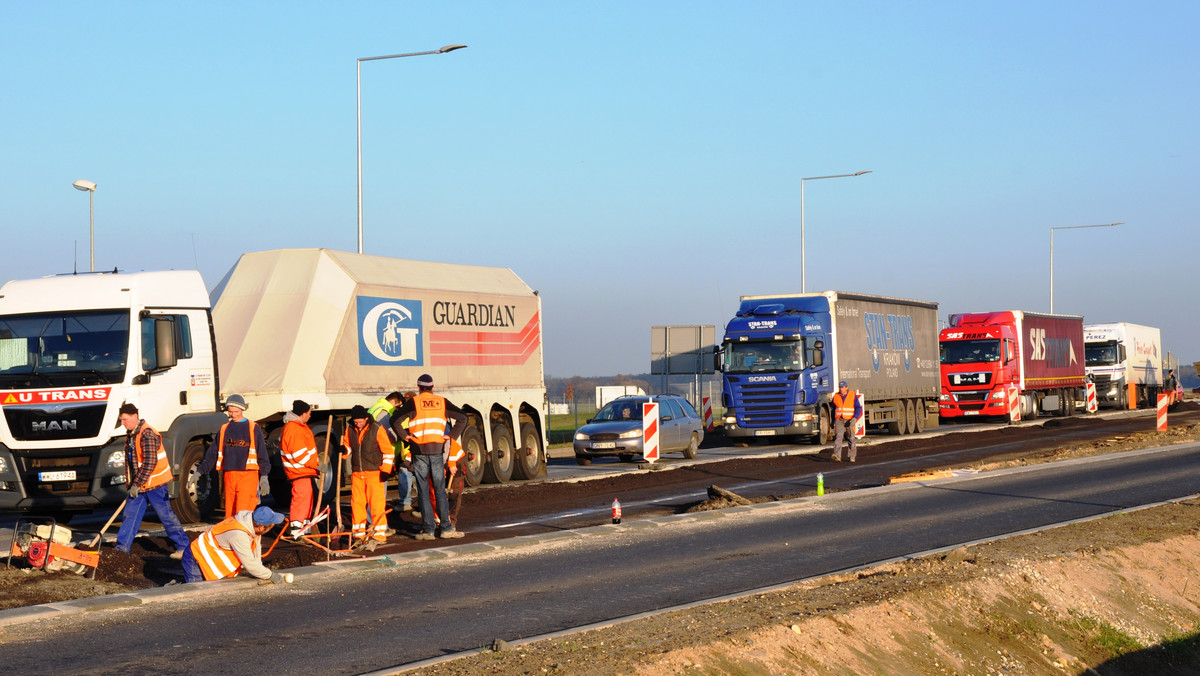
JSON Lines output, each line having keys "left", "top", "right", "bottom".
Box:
{"left": 340, "top": 404, "right": 394, "bottom": 547}
{"left": 281, "top": 399, "right": 319, "bottom": 538}
{"left": 114, "top": 403, "right": 190, "bottom": 559}
{"left": 423, "top": 431, "right": 466, "bottom": 531}
{"left": 180, "top": 506, "right": 293, "bottom": 584}
{"left": 198, "top": 394, "right": 270, "bottom": 516}
{"left": 831, "top": 381, "right": 862, "bottom": 463}
{"left": 393, "top": 374, "right": 467, "bottom": 540}
{"left": 368, "top": 391, "right": 414, "bottom": 512}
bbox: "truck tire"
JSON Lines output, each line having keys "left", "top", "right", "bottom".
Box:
{"left": 682, "top": 432, "right": 699, "bottom": 459}
{"left": 483, "top": 424, "right": 515, "bottom": 484}
{"left": 885, "top": 401, "right": 906, "bottom": 435}
{"left": 812, "top": 407, "right": 832, "bottom": 445}
{"left": 904, "top": 399, "right": 917, "bottom": 435}
{"left": 511, "top": 422, "right": 544, "bottom": 480}
{"left": 460, "top": 426, "right": 486, "bottom": 488}
{"left": 913, "top": 399, "right": 926, "bottom": 433}
{"left": 173, "top": 440, "right": 219, "bottom": 524}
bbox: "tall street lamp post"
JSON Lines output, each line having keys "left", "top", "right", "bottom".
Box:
{"left": 72, "top": 179, "right": 98, "bottom": 272}
{"left": 357, "top": 44, "right": 466, "bottom": 254}
{"left": 1049, "top": 222, "right": 1122, "bottom": 313}
{"left": 800, "top": 170, "right": 871, "bottom": 292}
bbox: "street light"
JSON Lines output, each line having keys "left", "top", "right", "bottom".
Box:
{"left": 357, "top": 44, "right": 467, "bottom": 254}
{"left": 1049, "top": 222, "right": 1122, "bottom": 313}
{"left": 800, "top": 170, "right": 871, "bottom": 292}
{"left": 72, "top": 179, "right": 98, "bottom": 272}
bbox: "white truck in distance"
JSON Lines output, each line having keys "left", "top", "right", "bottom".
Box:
{"left": 0, "top": 249, "right": 548, "bottom": 522}
{"left": 1083, "top": 322, "right": 1162, "bottom": 409}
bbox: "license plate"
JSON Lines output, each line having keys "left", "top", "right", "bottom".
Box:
{"left": 592, "top": 442, "right": 617, "bottom": 449}
{"left": 964, "top": 411, "right": 979, "bottom": 416}
{"left": 39, "top": 470, "right": 77, "bottom": 482}
{"left": 754, "top": 430, "right": 776, "bottom": 436}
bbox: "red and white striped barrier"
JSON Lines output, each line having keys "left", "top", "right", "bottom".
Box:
{"left": 854, "top": 393, "right": 866, "bottom": 438}
{"left": 642, "top": 401, "right": 660, "bottom": 462}
{"left": 1085, "top": 383, "right": 1097, "bottom": 413}
{"left": 702, "top": 396, "right": 714, "bottom": 432}
{"left": 1157, "top": 393, "right": 1168, "bottom": 432}
{"left": 1008, "top": 385, "right": 1021, "bottom": 422}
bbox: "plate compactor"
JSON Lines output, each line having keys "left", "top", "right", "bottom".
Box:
{"left": 6, "top": 520, "right": 100, "bottom": 577}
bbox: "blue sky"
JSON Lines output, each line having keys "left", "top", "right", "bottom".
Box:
{"left": 2, "top": 2, "right": 1197, "bottom": 377}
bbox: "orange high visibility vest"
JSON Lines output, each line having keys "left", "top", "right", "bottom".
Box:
{"left": 446, "top": 437, "right": 465, "bottom": 465}
{"left": 128, "top": 422, "right": 173, "bottom": 490}
{"left": 216, "top": 420, "right": 260, "bottom": 471}
{"left": 832, "top": 390, "right": 858, "bottom": 420}
{"left": 280, "top": 419, "right": 318, "bottom": 479}
{"left": 190, "top": 517, "right": 257, "bottom": 581}
{"left": 408, "top": 393, "right": 449, "bottom": 446}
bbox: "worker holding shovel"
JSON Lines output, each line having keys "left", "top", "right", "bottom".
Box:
{"left": 114, "top": 403, "right": 190, "bottom": 559}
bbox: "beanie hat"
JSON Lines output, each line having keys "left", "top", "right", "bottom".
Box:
{"left": 350, "top": 404, "right": 370, "bottom": 420}
{"left": 224, "top": 394, "right": 248, "bottom": 411}
{"left": 417, "top": 374, "right": 434, "bottom": 387}
{"left": 292, "top": 400, "right": 311, "bottom": 415}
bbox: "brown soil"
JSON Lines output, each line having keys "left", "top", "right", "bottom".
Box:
{"left": 4, "top": 404, "right": 1200, "bottom": 673}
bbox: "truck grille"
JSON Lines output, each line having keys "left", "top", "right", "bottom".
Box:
{"left": 19, "top": 452, "right": 96, "bottom": 496}
{"left": 733, "top": 381, "right": 792, "bottom": 427}
{"left": 952, "top": 391, "right": 989, "bottom": 403}
{"left": 3, "top": 403, "right": 107, "bottom": 441}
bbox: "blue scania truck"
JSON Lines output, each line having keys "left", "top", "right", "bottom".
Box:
{"left": 718, "top": 291, "right": 941, "bottom": 444}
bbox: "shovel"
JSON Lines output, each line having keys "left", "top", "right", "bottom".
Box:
{"left": 85, "top": 498, "right": 127, "bottom": 549}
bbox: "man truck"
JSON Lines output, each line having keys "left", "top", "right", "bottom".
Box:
{"left": 939, "top": 311, "right": 1085, "bottom": 421}
{"left": 718, "top": 291, "right": 940, "bottom": 444}
{"left": 1083, "top": 322, "right": 1162, "bottom": 409}
{"left": 0, "top": 248, "right": 547, "bottom": 523}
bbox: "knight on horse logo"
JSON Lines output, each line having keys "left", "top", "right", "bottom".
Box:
{"left": 357, "top": 296, "right": 423, "bottom": 366}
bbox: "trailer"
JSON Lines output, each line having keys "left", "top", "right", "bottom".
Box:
{"left": 718, "top": 291, "right": 940, "bottom": 444}
{"left": 939, "top": 311, "right": 1085, "bottom": 420}
{"left": 0, "top": 249, "right": 547, "bottom": 522}
{"left": 1084, "top": 322, "right": 1162, "bottom": 409}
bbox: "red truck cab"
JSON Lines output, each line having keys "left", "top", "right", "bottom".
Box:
{"left": 939, "top": 320, "right": 1020, "bottom": 418}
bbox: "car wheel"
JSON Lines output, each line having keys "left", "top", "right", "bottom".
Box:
{"left": 460, "top": 426, "right": 486, "bottom": 487}
{"left": 172, "top": 439, "right": 218, "bottom": 524}
{"left": 682, "top": 432, "right": 699, "bottom": 459}
{"left": 482, "top": 424, "right": 514, "bottom": 484}
{"left": 575, "top": 455, "right": 592, "bottom": 466}
{"left": 511, "top": 422, "right": 544, "bottom": 480}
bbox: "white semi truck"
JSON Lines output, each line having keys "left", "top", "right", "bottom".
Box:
{"left": 1083, "top": 322, "right": 1162, "bottom": 409}
{"left": 0, "top": 249, "right": 548, "bottom": 522}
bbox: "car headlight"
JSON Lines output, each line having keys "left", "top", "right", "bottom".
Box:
{"left": 618, "top": 429, "right": 642, "bottom": 439}
{"left": 724, "top": 415, "right": 737, "bottom": 425}
{"left": 574, "top": 432, "right": 588, "bottom": 441}
{"left": 794, "top": 412, "right": 815, "bottom": 422}
{"left": 107, "top": 450, "right": 126, "bottom": 470}
{"left": 991, "top": 390, "right": 1007, "bottom": 400}
{"left": 0, "top": 456, "right": 7, "bottom": 474}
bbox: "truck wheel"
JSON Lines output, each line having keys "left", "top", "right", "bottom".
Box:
{"left": 1118, "top": 387, "right": 1128, "bottom": 410}
{"left": 812, "top": 407, "right": 833, "bottom": 445}
{"left": 904, "top": 399, "right": 917, "bottom": 435}
{"left": 482, "top": 425, "right": 514, "bottom": 484}
{"left": 913, "top": 400, "right": 926, "bottom": 433}
{"left": 460, "top": 426, "right": 486, "bottom": 488}
{"left": 511, "top": 422, "right": 544, "bottom": 480}
{"left": 172, "top": 440, "right": 219, "bottom": 524}
{"left": 885, "top": 402, "right": 905, "bottom": 435}
{"left": 682, "top": 432, "right": 699, "bottom": 459}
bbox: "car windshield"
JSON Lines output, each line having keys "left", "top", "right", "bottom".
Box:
{"left": 0, "top": 310, "right": 130, "bottom": 388}
{"left": 940, "top": 339, "right": 1001, "bottom": 365}
{"left": 594, "top": 400, "right": 644, "bottom": 422}
{"left": 1085, "top": 343, "right": 1118, "bottom": 366}
{"left": 724, "top": 340, "right": 805, "bottom": 374}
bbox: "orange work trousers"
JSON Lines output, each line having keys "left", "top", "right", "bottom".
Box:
{"left": 223, "top": 469, "right": 260, "bottom": 517}
{"left": 289, "top": 475, "right": 316, "bottom": 524}
{"left": 350, "top": 471, "right": 387, "bottom": 542}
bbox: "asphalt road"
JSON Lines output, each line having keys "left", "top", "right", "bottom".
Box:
{"left": 2, "top": 442, "right": 1197, "bottom": 674}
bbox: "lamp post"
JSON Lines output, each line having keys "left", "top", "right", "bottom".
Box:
{"left": 72, "top": 180, "right": 98, "bottom": 272}
{"left": 357, "top": 44, "right": 466, "bottom": 254}
{"left": 1049, "top": 222, "right": 1122, "bottom": 313}
{"left": 800, "top": 170, "right": 871, "bottom": 292}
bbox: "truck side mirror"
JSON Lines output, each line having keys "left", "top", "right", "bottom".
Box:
{"left": 154, "top": 318, "right": 178, "bottom": 370}
{"left": 713, "top": 345, "right": 725, "bottom": 372}
{"left": 811, "top": 340, "right": 824, "bottom": 367}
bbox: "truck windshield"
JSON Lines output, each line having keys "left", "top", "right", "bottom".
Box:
{"left": 940, "top": 339, "right": 1001, "bottom": 365}
{"left": 0, "top": 311, "right": 129, "bottom": 388}
{"left": 724, "top": 340, "right": 805, "bottom": 374}
{"left": 1085, "top": 343, "right": 1118, "bottom": 366}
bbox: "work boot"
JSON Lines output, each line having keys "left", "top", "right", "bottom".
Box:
{"left": 169, "top": 550, "right": 184, "bottom": 561}
{"left": 414, "top": 532, "right": 435, "bottom": 541}
{"left": 439, "top": 528, "right": 464, "bottom": 539}
{"left": 288, "top": 521, "right": 306, "bottom": 538}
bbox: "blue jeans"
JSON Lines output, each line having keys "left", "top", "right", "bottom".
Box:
{"left": 397, "top": 466, "right": 414, "bottom": 507}
{"left": 181, "top": 546, "right": 204, "bottom": 583}
{"left": 115, "top": 485, "right": 191, "bottom": 553}
{"left": 411, "top": 454, "right": 450, "bottom": 534}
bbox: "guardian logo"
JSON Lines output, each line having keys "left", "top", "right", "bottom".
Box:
{"left": 357, "top": 296, "right": 422, "bottom": 366}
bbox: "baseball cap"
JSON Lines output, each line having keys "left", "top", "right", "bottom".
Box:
{"left": 838, "top": 381, "right": 848, "bottom": 388}
{"left": 252, "top": 506, "right": 286, "bottom": 526}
